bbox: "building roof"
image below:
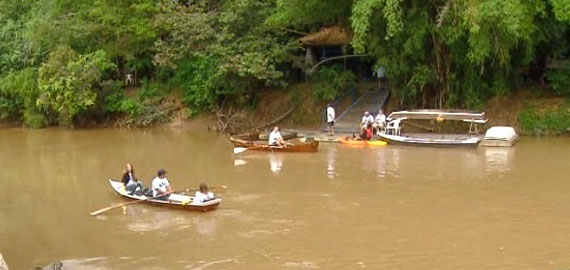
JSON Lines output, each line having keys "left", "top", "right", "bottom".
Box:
{"left": 300, "top": 26, "right": 352, "bottom": 46}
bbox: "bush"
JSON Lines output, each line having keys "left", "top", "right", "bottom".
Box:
{"left": 22, "top": 110, "right": 46, "bottom": 128}
{"left": 37, "top": 46, "right": 114, "bottom": 126}
{"left": 519, "top": 104, "right": 570, "bottom": 135}
{"left": 0, "top": 68, "right": 41, "bottom": 126}
{"left": 104, "top": 91, "right": 144, "bottom": 117}
{"left": 312, "top": 65, "right": 356, "bottom": 101}
{"left": 169, "top": 55, "right": 225, "bottom": 109}
{"left": 545, "top": 67, "right": 570, "bottom": 96}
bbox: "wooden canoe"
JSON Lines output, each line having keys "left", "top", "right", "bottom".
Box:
{"left": 235, "top": 131, "right": 298, "bottom": 141}
{"left": 229, "top": 136, "right": 319, "bottom": 152}
{"left": 108, "top": 179, "right": 221, "bottom": 212}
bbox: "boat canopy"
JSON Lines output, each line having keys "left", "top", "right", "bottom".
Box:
{"left": 387, "top": 110, "right": 488, "bottom": 123}
{"left": 484, "top": 126, "right": 517, "bottom": 140}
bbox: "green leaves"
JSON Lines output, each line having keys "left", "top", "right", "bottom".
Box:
{"left": 37, "top": 46, "right": 114, "bottom": 126}
{"left": 550, "top": 0, "right": 570, "bottom": 22}
{"left": 312, "top": 65, "right": 356, "bottom": 101}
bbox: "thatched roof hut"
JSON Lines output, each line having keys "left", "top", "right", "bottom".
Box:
{"left": 300, "top": 26, "right": 352, "bottom": 46}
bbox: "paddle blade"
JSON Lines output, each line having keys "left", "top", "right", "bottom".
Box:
{"left": 214, "top": 185, "right": 228, "bottom": 190}
{"left": 90, "top": 207, "right": 112, "bottom": 216}
{"left": 233, "top": 147, "right": 248, "bottom": 154}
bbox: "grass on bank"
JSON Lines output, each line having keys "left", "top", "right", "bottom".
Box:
{"left": 519, "top": 100, "right": 570, "bottom": 135}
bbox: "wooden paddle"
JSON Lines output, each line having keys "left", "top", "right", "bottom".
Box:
{"left": 233, "top": 146, "right": 267, "bottom": 154}
{"left": 90, "top": 185, "right": 228, "bottom": 216}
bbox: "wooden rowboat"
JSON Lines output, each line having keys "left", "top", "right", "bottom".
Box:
{"left": 108, "top": 179, "right": 221, "bottom": 212}
{"left": 229, "top": 136, "right": 319, "bottom": 152}
{"left": 235, "top": 131, "right": 298, "bottom": 141}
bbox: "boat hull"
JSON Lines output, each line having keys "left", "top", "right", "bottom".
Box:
{"left": 109, "top": 179, "right": 221, "bottom": 212}
{"left": 479, "top": 135, "right": 519, "bottom": 147}
{"left": 230, "top": 136, "right": 319, "bottom": 152}
{"left": 339, "top": 138, "right": 387, "bottom": 147}
{"left": 379, "top": 134, "right": 480, "bottom": 148}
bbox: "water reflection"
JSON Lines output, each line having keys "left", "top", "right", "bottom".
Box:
{"left": 326, "top": 147, "right": 337, "bottom": 179}
{"left": 269, "top": 153, "right": 283, "bottom": 173}
{"left": 233, "top": 158, "right": 247, "bottom": 166}
{"left": 373, "top": 147, "right": 388, "bottom": 178}
{"left": 483, "top": 147, "right": 515, "bottom": 173}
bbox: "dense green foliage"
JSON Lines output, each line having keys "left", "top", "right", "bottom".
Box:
{"left": 545, "top": 67, "right": 570, "bottom": 96}
{"left": 0, "top": 0, "right": 569, "bottom": 127}
{"left": 312, "top": 65, "right": 356, "bottom": 101}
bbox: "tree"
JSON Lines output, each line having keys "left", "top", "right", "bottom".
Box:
{"left": 37, "top": 46, "right": 114, "bottom": 126}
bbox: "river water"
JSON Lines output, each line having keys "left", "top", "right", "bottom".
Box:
{"left": 0, "top": 128, "right": 569, "bottom": 269}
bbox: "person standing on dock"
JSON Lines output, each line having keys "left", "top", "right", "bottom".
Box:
{"left": 326, "top": 103, "right": 335, "bottom": 136}
{"left": 377, "top": 66, "right": 386, "bottom": 89}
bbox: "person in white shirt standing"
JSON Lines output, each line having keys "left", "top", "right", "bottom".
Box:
{"left": 268, "top": 126, "right": 286, "bottom": 147}
{"left": 151, "top": 169, "right": 171, "bottom": 200}
{"left": 326, "top": 103, "right": 335, "bottom": 136}
{"left": 373, "top": 109, "right": 386, "bottom": 135}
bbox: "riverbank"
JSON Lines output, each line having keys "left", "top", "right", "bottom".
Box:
{"left": 2, "top": 84, "right": 568, "bottom": 137}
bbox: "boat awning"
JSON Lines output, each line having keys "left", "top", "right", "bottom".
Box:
{"left": 387, "top": 110, "right": 488, "bottom": 123}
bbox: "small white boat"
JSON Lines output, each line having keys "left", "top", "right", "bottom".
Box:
{"left": 108, "top": 179, "right": 222, "bottom": 212}
{"left": 479, "top": 126, "right": 519, "bottom": 147}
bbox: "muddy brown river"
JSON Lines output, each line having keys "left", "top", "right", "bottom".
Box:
{"left": 0, "top": 128, "right": 569, "bottom": 269}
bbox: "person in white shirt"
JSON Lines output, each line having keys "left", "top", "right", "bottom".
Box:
{"left": 268, "top": 126, "right": 286, "bottom": 147}
{"left": 359, "top": 111, "right": 374, "bottom": 139}
{"left": 326, "top": 103, "right": 335, "bottom": 136}
{"left": 194, "top": 183, "right": 215, "bottom": 204}
{"left": 151, "top": 169, "right": 171, "bottom": 200}
{"left": 361, "top": 111, "right": 374, "bottom": 127}
{"left": 377, "top": 66, "right": 386, "bottom": 89}
{"left": 373, "top": 109, "right": 386, "bottom": 134}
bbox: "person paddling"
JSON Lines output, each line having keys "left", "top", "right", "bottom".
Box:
{"left": 268, "top": 126, "right": 287, "bottom": 147}
{"left": 151, "top": 169, "right": 171, "bottom": 201}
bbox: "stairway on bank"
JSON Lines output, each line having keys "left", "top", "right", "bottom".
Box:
{"left": 334, "top": 85, "right": 389, "bottom": 134}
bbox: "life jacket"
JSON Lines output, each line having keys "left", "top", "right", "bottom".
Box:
{"left": 365, "top": 127, "right": 373, "bottom": 140}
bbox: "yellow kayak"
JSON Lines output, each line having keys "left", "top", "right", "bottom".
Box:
{"left": 340, "top": 138, "right": 387, "bottom": 147}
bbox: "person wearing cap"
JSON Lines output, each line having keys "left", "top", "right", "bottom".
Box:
{"left": 193, "top": 183, "right": 215, "bottom": 204}
{"left": 151, "top": 169, "right": 171, "bottom": 200}
{"left": 359, "top": 111, "right": 374, "bottom": 140}
{"left": 361, "top": 111, "right": 374, "bottom": 126}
